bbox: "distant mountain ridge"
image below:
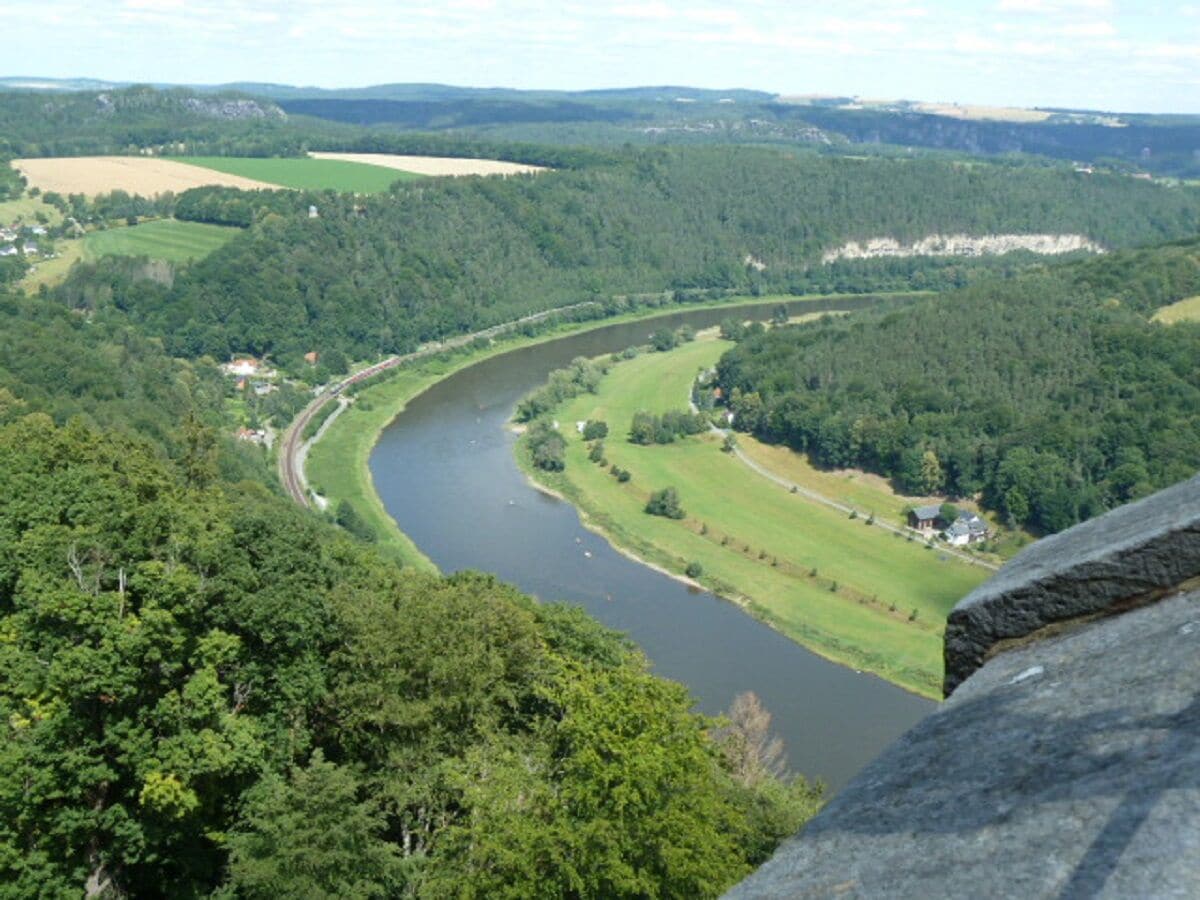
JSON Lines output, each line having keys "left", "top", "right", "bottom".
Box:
{"left": 1, "top": 78, "right": 1196, "bottom": 176}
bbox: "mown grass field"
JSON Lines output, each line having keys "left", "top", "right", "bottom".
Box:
{"left": 21, "top": 218, "right": 239, "bottom": 291}
{"left": 1152, "top": 295, "right": 1200, "bottom": 324}
{"left": 86, "top": 219, "right": 239, "bottom": 262}
{"left": 178, "top": 156, "right": 422, "bottom": 193}
{"left": 520, "top": 337, "right": 990, "bottom": 697}
{"left": 735, "top": 436, "right": 1023, "bottom": 560}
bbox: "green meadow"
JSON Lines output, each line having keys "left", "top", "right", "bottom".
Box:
{"left": 519, "top": 337, "right": 990, "bottom": 697}
{"left": 1151, "top": 294, "right": 1200, "bottom": 324}
{"left": 177, "top": 156, "right": 422, "bottom": 193}
{"left": 85, "top": 218, "right": 240, "bottom": 262}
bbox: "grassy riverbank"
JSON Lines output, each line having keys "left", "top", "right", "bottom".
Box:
{"left": 516, "top": 336, "right": 990, "bottom": 697}
{"left": 306, "top": 292, "right": 908, "bottom": 569}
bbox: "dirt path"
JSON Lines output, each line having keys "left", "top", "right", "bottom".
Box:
{"left": 687, "top": 380, "right": 998, "bottom": 572}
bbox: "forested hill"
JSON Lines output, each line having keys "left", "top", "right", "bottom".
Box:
{"left": 715, "top": 238, "right": 1200, "bottom": 534}
{"left": 62, "top": 147, "right": 1200, "bottom": 364}
{"left": 0, "top": 86, "right": 329, "bottom": 158}
{"left": 0, "top": 273, "right": 821, "bottom": 894}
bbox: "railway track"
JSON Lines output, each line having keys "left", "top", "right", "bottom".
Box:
{"left": 277, "top": 303, "right": 599, "bottom": 507}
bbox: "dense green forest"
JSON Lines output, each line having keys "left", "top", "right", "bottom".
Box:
{"left": 0, "top": 86, "right": 329, "bottom": 158}
{"left": 716, "top": 239, "right": 1200, "bottom": 533}
{"left": 58, "top": 147, "right": 1200, "bottom": 365}
{"left": 0, "top": 288, "right": 229, "bottom": 450}
{"left": 0, "top": 276, "right": 820, "bottom": 894}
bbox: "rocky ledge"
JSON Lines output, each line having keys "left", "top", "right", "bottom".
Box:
{"left": 820, "top": 233, "right": 1104, "bottom": 263}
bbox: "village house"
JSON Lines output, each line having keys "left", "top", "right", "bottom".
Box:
{"left": 0, "top": 245, "right": 17, "bottom": 257}
{"left": 251, "top": 380, "right": 275, "bottom": 397}
{"left": 235, "top": 426, "right": 268, "bottom": 445}
{"left": 908, "top": 504, "right": 942, "bottom": 535}
{"left": 908, "top": 504, "right": 990, "bottom": 545}
{"left": 304, "top": 350, "right": 319, "bottom": 365}
{"left": 945, "top": 510, "right": 989, "bottom": 546}
{"left": 222, "top": 357, "right": 261, "bottom": 377}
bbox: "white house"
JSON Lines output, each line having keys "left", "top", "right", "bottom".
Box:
{"left": 944, "top": 511, "right": 989, "bottom": 546}
{"left": 222, "top": 358, "right": 260, "bottom": 377}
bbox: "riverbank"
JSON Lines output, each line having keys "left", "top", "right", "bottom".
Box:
{"left": 513, "top": 337, "right": 990, "bottom": 697}
{"left": 305, "top": 291, "right": 923, "bottom": 569}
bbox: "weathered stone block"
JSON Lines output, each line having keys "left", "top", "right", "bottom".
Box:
{"left": 943, "top": 474, "right": 1200, "bottom": 696}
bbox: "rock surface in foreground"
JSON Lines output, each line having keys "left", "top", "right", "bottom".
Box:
{"left": 729, "top": 586, "right": 1200, "bottom": 899}
{"left": 729, "top": 474, "right": 1200, "bottom": 898}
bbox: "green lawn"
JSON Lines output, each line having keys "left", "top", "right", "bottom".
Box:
{"left": 1152, "top": 295, "right": 1200, "bottom": 324}
{"left": 0, "top": 196, "right": 63, "bottom": 227}
{"left": 520, "top": 337, "right": 990, "bottom": 697}
{"left": 177, "top": 156, "right": 422, "bottom": 193}
{"left": 85, "top": 219, "right": 239, "bottom": 262}
{"left": 20, "top": 218, "right": 239, "bottom": 291}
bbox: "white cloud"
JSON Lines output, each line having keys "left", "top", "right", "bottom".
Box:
{"left": 1059, "top": 20, "right": 1116, "bottom": 36}
{"left": 997, "top": 0, "right": 1111, "bottom": 12}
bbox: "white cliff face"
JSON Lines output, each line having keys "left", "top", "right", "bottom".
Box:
{"left": 821, "top": 233, "right": 1104, "bottom": 264}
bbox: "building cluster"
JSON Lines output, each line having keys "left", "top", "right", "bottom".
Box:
{"left": 0, "top": 223, "right": 47, "bottom": 258}
{"left": 907, "top": 504, "right": 989, "bottom": 546}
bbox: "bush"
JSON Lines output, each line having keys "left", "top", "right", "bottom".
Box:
{"left": 685, "top": 561, "right": 704, "bottom": 578}
{"left": 629, "top": 409, "right": 708, "bottom": 445}
{"left": 588, "top": 441, "right": 604, "bottom": 463}
{"left": 528, "top": 421, "right": 566, "bottom": 472}
{"left": 582, "top": 419, "right": 608, "bottom": 441}
{"left": 335, "top": 500, "right": 376, "bottom": 543}
{"left": 645, "top": 487, "right": 685, "bottom": 519}
{"left": 617, "top": 469, "right": 631, "bottom": 483}
{"left": 650, "top": 328, "right": 678, "bottom": 352}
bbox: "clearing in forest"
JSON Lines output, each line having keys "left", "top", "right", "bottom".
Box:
{"left": 310, "top": 152, "right": 547, "bottom": 177}
{"left": 84, "top": 219, "right": 240, "bottom": 262}
{"left": 518, "top": 337, "right": 990, "bottom": 697}
{"left": 1151, "top": 295, "right": 1200, "bottom": 324}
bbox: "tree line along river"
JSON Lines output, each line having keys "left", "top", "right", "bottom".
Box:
{"left": 368, "top": 298, "right": 934, "bottom": 789}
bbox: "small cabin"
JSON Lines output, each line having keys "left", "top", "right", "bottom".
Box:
{"left": 908, "top": 504, "right": 942, "bottom": 534}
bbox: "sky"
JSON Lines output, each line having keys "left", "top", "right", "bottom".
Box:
{"left": 2, "top": 1, "right": 1198, "bottom": 113}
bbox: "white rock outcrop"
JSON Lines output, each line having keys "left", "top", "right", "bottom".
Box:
{"left": 821, "top": 233, "right": 1104, "bottom": 264}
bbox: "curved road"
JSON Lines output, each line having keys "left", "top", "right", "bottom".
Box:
{"left": 278, "top": 303, "right": 598, "bottom": 507}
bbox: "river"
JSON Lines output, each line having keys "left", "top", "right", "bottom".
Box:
{"left": 370, "top": 298, "right": 934, "bottom": 789}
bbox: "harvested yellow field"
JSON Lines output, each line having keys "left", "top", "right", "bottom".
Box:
{"left": 309, "top": 152, "right": 546, "bottom": 177}
{"left": 13, "top": 156, "right": 278, "bottom": 196}
{"left": 912, "top": 102, "right": 1052, "bottom": 123}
